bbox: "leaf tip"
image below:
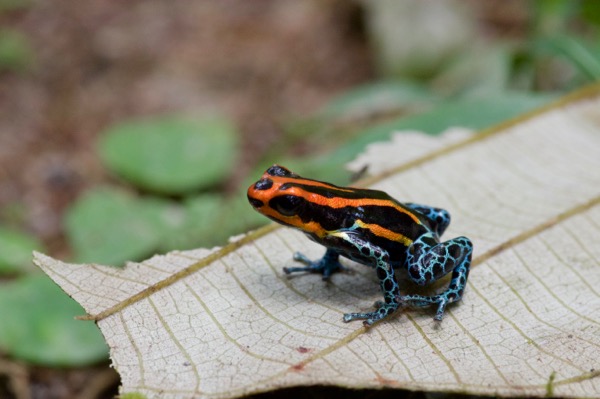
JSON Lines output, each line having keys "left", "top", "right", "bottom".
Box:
{"left": 31, "top": 250, "right": 50, "bottom": 268}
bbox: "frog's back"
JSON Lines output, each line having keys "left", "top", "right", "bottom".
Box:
{"left": 292, "top": 183, "right": 431, "bottom": 265}
{"left": 276, "top": 180, "right": 431, "bottom": 241}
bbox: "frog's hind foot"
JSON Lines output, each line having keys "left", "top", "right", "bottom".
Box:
{"left": 343, "top": 302, "right": 399, "bottom": 326}
{"left": 283, "top": 249, "right": 345, "bottom": 280}
{"left": 398, "top": 294, "right": 450, "bottom": 321}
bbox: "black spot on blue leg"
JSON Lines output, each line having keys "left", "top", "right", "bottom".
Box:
{"left": 424, "top": 271, "right": 433, "bottom": 283}
{"left": 432, "top": 263, "right": 443, "bottom": 277}
{"left": 384, "top": 278, "right": 394, "bottom": 291}
{"left": 409, "top": 265, "right": 421, "bottom": 280}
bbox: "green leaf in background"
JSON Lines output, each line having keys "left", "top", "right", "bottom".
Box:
{"left": 533, "top": 35, "right": 600, "bottom": 81}
{"left": 320, "top": 80, "right": 434, "bottom": 122}
{"left": 0, "top": 0, "right": 31, "bottom": 12}
{"left": 432, "top": 44, "right": 512, "bottom": 97}
{"left": 65, "top": 188, "right": 252, "bottom": 263}
{"left": 158, "top": 194, "right": 223, "bottom": 251}
{"left": 0, "top": 28, "right": 34, "bottom": 72}
{"left": 252, "top": 92, "right": 554, "bottom": 188}
{"left": 329, "top": 91, "right": 557, "bottom": 164}
{"left": 99, "top": 115, "right": 238, "bottom": 194}
{"left": 0, "top": 274, "right": 108, "bottom": 366}
{"left": 0, "top": 227, "right": 43, "bottom": 274}
{"left": 160, "top": 194, "right": 271, "bottom": 251}
{"left": 221, "top": 194, "right": 271, "bottom": 235}
{"left": 532, "top": 0, "right": 574, "bottom": 36}
{"left": 581, "top": 0, "right": 600, "bottom": 27}
{"left": 65, "top": 187, "right": 174, "bottom": 265}
{"left": 272, "top": 156, "right": 354, "bottom": 186}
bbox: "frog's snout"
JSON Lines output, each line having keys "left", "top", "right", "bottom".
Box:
{"left": 248, "top": 195, "right": 264, "bottom": 209}
{"left": 248, "top": 178, "right": 274, "bottom": 209}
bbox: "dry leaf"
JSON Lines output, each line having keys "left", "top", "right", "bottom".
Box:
{"left": 34, "top": 87, "right": 600, "bottom": 398}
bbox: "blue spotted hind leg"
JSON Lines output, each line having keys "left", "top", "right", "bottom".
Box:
{"left": 284, "top": 248, "right": 346, "bottom": 280}
{"left": 401, "top": 234, "right": 473, "bottom": 321}
{"left": 405, "top": 203, "right": 451, "bottom": 238}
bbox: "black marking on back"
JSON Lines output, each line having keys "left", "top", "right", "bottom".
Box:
{"left": 290, "top": 181, "right": 391, "bottom": 200}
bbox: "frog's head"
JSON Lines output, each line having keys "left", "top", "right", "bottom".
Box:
{"left": 247, "top": 165, "right": 325, "bottom": 233}
{"left": 248, "top": 165, "right": 364, "bottom": 237}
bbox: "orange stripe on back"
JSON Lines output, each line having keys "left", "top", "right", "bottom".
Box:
{"left": 278, "top": 184, "right": 422, "bottom": 225}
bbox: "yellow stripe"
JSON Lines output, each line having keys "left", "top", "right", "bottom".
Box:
{"left": 355, "top": 220, "right": 413, "bottom": 246}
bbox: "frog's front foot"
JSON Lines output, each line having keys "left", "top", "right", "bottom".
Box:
{"left": 283, "top": 250, "right": 346, "bottom": 280}
{"left": 398, "top": 294, "right": 449, "bottom": 321}
{"left": 343, "top": 302, "right": 399, "bottom": 326}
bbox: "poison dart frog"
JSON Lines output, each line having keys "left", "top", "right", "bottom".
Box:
{"left": 247, "top": 165, "right": 473, "bottom": 326}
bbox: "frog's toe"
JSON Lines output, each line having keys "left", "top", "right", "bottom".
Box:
{"left": 292, "top": 251, "right": 313, "bottom": 265}
{"left": 343, "top": 311, "right": 373, "bottom": 324}
{"left": 285, "top": 251, "right": 345, "bottom": 280}
{"left": 283, "top": 265, "right": 310, "bottom": 275}
{"left": 343, "top": 302, "right": 398, "bottom": 325}
{"left": 434, "top": 298, "right": 448, "bottom": 321}
{"left": 342, "top": 313, "right": 357, "bottom": 323}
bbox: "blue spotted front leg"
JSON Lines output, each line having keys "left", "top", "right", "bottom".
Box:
{"left": 401, "top": 233, "right": 473, "bottom": 321}
{"left": 284, "top": 248, "right": 346, "bottom": 280}
{"left": 328, "top": 232, "right": 401, "bottom": 326}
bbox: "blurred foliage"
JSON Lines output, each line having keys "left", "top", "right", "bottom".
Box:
{"left": 65, "top": 187, "right": 175, "bottom": 265}
{"left": 0, "top": 275, "right": 108, "bottom": 366}
{"left": 64, "top": 185, "right": 265, "bottom": 265}
{"left": 0, "top": 28, "right": 34, "bottom": 72}
{"left": 0, "top": 227, "right": 42, "bottom": 274}
{"left": 0, "top": 0, "right": 30, "bottom": 12}
{"left": 99, "top": 116, "right": 238, "bottom": 195}
{"left": 64, "top": 113, "right": 264, "bottom": 265}
{"left": 319, "top": 80, "right": 434, "bottom": 123}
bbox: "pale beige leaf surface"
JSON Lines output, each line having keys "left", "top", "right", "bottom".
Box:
{"left": 34, "top": 88, "right": 600, "bottom": 399}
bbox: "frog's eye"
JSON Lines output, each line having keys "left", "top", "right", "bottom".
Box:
{"left": 253, "top": 178, "right": 273, "bottom": 191}
{"left": 266, "top": 165, "right": 297, "bottom": 178}
{"left": 270, "top": 195, "right": 303, "bottom": 217}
